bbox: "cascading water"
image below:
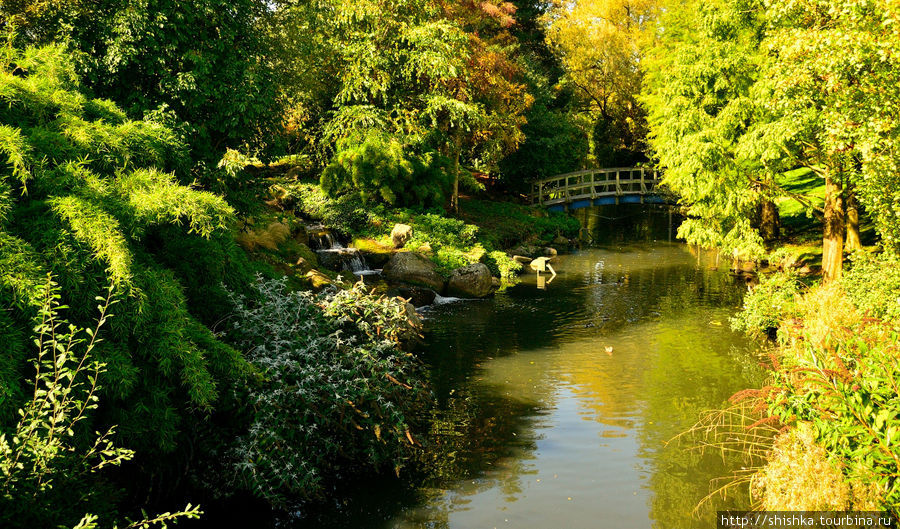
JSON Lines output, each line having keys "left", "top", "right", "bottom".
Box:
{"left": 306, "top": 224, "right": 381, "bottom": 276}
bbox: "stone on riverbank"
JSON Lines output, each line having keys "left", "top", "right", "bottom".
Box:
{"left": 392, "top": 286, "right": 438, "bottom": 308}
{"left": 383, "top": 252, "right": 445, "bottom": 291}
{"left": 447, "top": 263, "right": 492, "bottom": 298}
{"left": 391, "top": 223, "right": 413, "bottom": 248}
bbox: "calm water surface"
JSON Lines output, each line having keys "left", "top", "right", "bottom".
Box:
{"left": 291, "top": 209, "right": 765, "bottom": 529}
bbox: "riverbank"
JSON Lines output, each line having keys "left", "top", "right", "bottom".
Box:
{"left": 197, "top": 218, "right": 768, "bottom": 529}
{"left": 704, "top": 181, "right": 900, "bottom": 512}
{"left": 723, "top": 252, "right": 900, "bottom": 512}
{"left": 278, "top": 178, "right": 580, "bottom": 276}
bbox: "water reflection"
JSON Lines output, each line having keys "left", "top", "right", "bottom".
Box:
{"left": 281, "top": 207, "right": 765, "bottom": 529}
{"left": 387, "top": 243, "right": 764, "bottom": 529}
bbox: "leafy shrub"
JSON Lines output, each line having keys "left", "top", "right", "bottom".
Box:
{"left": 460, "top": 199, "right": 580, "bottom": 249}
{"left": 287, "top": 181, "right": 578, "bottom": 277}
{"left": 730, "top": 272, "right": 802, "bottom": 338}
{"left": 321, "top": 132, "right": 451, "bottom": 208}
{"left": 843, "top": 252, "right": 900, "bottom": 323}
{"left": 485, "top": 250, "right": 522, "bottom": 280}
{"left": 0, "top": 280, "right": 201, "bottom": 528}
{"left": 765, "top": 319, "right": 900, "bottom": 509}
{"left": 224, "top": 277, "right": 432, "bottom": 507}
{"left": 0, "top": 39, "right": 251, "bottom": 457}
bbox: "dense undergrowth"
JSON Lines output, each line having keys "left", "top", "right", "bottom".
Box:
{"left": 728, "top": 252, "right": 900, "bottom": 511}
{"left": 218, "top": 277, "right": 430, "bottom": 508}
{"left": 0, "top": 40, "right": 435, "bottom": 526}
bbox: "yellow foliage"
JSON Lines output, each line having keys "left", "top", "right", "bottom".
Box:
{"left": 781, "top": 282, "right": 859, "bottom": 353}
{"left": 754, "top": 423, "right": 850, "bottom": 510}
{"left": 543, "top": 0, "right": 660, "bottom": 138}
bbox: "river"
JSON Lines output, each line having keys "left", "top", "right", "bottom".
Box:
{"left": 287, "top": 206, "right": 766, "bottom": 529}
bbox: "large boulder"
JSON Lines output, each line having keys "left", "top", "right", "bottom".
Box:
{"left": 391, "top": 223, "right": 414, "bottom": 248}
{"left": 383, "top": 252, "right": 445, "bottom": 291}
{"left": 447, "top": 263, "right": 492, "bottom": 298}
{"left": 510, "top": 244, "right": 539, "bottom": 259}
{"left": 553, "top": 235, "right": 570, "bottom": 247}
{"left": 392, "top": 286, "right": 437, "bottom": 308}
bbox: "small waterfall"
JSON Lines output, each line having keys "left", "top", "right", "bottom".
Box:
{"left": 307, "top": 225, "right": 343, "bottom": 250}
{"left": 306, "top": 224, "right": 380, "bottom": 276}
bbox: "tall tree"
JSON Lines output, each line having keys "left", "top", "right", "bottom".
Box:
{"left": 644, "top": 0, "right": 900, "bottom": 278}
{"left": 2, "top": 0, "right": 282, "bottom": 164}
{"left": 642, "top": 0, "right": 773, "bottom": 259}
{"left": 544, "top": 0, "right": 660, "bottom": 165}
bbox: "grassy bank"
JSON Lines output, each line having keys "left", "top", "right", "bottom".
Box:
{"left": 721, "top": 253, "right": 900, "bottom": 512}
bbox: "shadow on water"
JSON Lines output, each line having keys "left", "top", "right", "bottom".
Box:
{"left": 197, "top": 206, "right": 766, "bottom": 529}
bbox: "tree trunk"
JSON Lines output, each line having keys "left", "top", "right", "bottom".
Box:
{"left": 759, "top": 197, "right": 781, "bottom": 242}
{"left": 822, "top": 174, "right": 845, "bottom": 282}
{"left": 451, "top": 148, "right": 460, "bottom": 214}
{"left": 845, "top": 181, "right": 861, "bottom": 252}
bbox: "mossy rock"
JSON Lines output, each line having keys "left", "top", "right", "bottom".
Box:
{"left": 278, "top": 239, "right": 318, "bottom": 266}
{"left": 353, "top": 237, "right": 394, "bottom": 268}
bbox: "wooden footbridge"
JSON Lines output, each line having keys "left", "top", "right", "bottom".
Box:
{"left": 530, "top": 167, "right": 671, "bottom": 212}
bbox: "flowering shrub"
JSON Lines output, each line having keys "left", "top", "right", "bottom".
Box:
{"left": 225, "top": 277, "right": 431, "bottom": 507}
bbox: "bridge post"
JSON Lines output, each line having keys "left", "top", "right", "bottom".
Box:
{"left": 538, "top": 181, "right": 543, "bottom": 205}
{"left": 590, "top": 170, "right": 596, "bottom": 199}
{"left": 616, "top": 170, "right": 622, "bottom": 196}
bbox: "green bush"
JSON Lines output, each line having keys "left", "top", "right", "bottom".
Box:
{"left": 843, "top": 252, "right": 900, "bottom": 323}
{"left": 730, "top": 272, "right": 802, "bottom": 338}
{"left": 766, "top": 322, "right": 900, "bottom": 509}
{"left": 461, "top": 199, "right": 580, "bottom": 249}
{"left": 0, "top": 280, "right": 201, "bottom": 528}
{"left": 0, "top": 39, "right": 252, "bottom": 457}
{"left": 485, "top": 250, "right": 522, "bottom": 281}
{"left": 223, "top": 277, "right": 432, "bottom": 507}
{"left": 321, "top": 132, "right": 451, "bottom": 208}
{"left": 287, "top": 181, "right": 579, "bottom": 277}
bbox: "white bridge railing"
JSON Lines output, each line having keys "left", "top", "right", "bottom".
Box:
{"left": 530, "top": 167, "right": 661, "bottom": 206}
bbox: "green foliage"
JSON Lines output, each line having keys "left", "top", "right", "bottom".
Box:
{"left": 0, "top": 40, "right": 252, "bottom": 457}
{"left": 843, "top": 252, "right": 900, "bottom": 324}
{"left": 642, "top": 0, "right": 770, "bottom": 258}
{"left": 733, "top": 254, "right": 900, "bottom": 509}
{"left": 321, "top": 132, "right": 451, "bottom": 207}
{"left": 460, "top": 198, "right": 580, "bottom": 249}
{"left": 0, "top": 280, "right": 203, "bottom": 528}
{"left": 496, "top": 57, "right": 590, "bottom": 187}
{"left": 223, "top": 277, "right": 431, "bottom": 507}
{"left": 485, "top": 250, "right": 522, "bottom": 281}
{"left": 0, "top": 282, "right": 126, "bottom": 527}
{"left": 730, "top": 272, "right": 802, "bottom": 338}
{"left": 5, "top": 0, "right": 283, "bottom": 161}
{"left": 644, "top": 0, "right": 900, "bottom": 259}
{"left": 766, "top": 321, "right": 900, "bottom": 510}
{"left": 288, "top": 181, "right": 574, "bottom": 277}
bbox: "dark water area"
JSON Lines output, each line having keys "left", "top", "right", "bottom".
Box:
{"left": 197, "top": 205, "right": 766, "bottom": 529}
